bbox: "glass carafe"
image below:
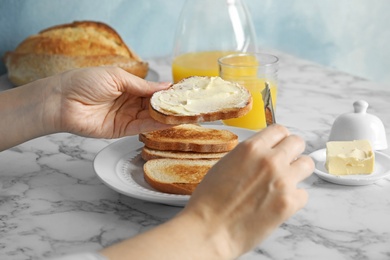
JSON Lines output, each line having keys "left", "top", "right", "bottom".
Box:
{"left": 172, "top": 0, "right": 257, "bottom": 83}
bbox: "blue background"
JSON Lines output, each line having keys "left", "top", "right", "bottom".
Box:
{"left": 1, "top": 0, "right": 389, "bottom": 84}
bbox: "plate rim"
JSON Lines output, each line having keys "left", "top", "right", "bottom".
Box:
{"left": 309, "top": 148, "right": 390, "bottom": 185}
{"left": 93, "top": 124, "right": 256, "bottom": 206}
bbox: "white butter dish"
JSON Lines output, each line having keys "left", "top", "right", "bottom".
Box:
{"left": 329, "top": 100, "right": 388, "bottom": 150}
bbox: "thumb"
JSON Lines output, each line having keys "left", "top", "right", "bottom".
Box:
{"left": 114, "top": 69, "right": 172, "bottom": 97}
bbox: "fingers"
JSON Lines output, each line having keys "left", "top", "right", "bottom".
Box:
{"left": 247, "top": 125, "right": 307, "bottom": 165}
{"left": 278, "top": 155, "right": 313, "bottom": 191}
{"left": 245, "top": 124, "right": 313, "bottom": 186}
{"left": 244, "top": 125, "right": 303, "bottom": 164}
{"left": 113, "top": 68, "right": 172, "bottom": 96}
{"left": 246, "top": 124, "right": 290, "bottom": 149}
{"left": 140, "top": 81, "right": 172, "bottom": 96}
{"left": 290, "top": 155, "right": 315, "bottom": 182}
{"left": 273, "top": 134, "right": 306, "bottom": 163}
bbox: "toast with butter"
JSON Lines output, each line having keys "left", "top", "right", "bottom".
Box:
{"left": 149, "top": 76, "right": 252, "bottom": 124}
{"left": 139, "top": 124, "right": 238, "bottom": 153}
{"left": 143, "top": 158, "right": 218, "bottom": 195}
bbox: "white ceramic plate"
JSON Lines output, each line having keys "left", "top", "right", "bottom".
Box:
{"left": 93, "top": 125, "right": 255, "bottom": 206}
{"left": 309, "top": 148, "right": 390, "bottom": 185}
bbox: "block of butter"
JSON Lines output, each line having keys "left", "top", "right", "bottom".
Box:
{"left": 325, "top": 140, "right": 375, "bottom": 175}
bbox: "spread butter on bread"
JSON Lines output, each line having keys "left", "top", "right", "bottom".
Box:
{"left": 3, "top": 21, "right": 148, "bottom": 86}
{"left": 139, "top": 124, "right": 238, "bottom": 153}
{"left": 143, "top": 158, "right": 218, "bottom": 195}
{"left": 149, "top": 76, "right": 252, "bottom": 124}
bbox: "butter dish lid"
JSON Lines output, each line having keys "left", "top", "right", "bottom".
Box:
{"left": 329, "top": 100, "right": 388, "bottom": 150}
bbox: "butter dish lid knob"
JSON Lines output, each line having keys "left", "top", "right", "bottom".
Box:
{"left": 329, "top": 100, "right": 388, "bottom": 150}
{"left": 353, "top": 100, "right": 368, "bottom": 114}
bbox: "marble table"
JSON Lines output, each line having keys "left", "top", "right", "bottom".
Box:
{"left": 1, "top": 52, "right": 389, "bottom": 260}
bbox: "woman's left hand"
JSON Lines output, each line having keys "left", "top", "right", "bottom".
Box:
{"left": 51, "top": 67, "right": 171, "bottom": 138}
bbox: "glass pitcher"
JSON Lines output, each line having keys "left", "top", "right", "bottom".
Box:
{"left": 172, "top": 0, "right": 257, "bottom": 83}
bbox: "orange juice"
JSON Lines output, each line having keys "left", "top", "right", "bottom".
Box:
{"left": 172, "top": 51, "right": 236, "bottom": 83}
{"left": 222, "top": 79, "right": 277, "bottom": 130}
{"left": 219, "top": 53, "right": 279, "bottom": 130}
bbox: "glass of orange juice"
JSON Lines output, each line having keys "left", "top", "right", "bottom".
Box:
{"left": 218, "top": 53, "right": 279, "bottom": 130}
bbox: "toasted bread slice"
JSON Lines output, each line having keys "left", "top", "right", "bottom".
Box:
{"left": 141, "top": 146, "right": 228, "bottom": 161}
{"left": 143, "top": 158, "right": 218, "bottom": 195}
{"left": 149, "top": 76, "right": 252, "bottom": 124}
{"left": 4, "top": 21, "right": 148, "bottom": 86}
{"left": 139, "top": 124, "right": 238, "bottom": 153}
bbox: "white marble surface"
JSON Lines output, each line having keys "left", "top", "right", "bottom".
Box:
{"left": 1, "top": 52, "right": 390, "bottom": 260}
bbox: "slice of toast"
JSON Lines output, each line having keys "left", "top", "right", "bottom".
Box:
{"left": 141, "top": 146, "right": 228, "bottom": 161}
{"left": 143, "top": 158, "right": 218, "bottom": 195}
{"left": 149, "top": 76, "right": 252, "bottom": 124}
{"left": 139, "top": 124, "right": 238, "bottom": 153}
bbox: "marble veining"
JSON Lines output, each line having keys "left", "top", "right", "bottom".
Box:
{"left": 1, "top": 52, "right": 390, "bottom": 260}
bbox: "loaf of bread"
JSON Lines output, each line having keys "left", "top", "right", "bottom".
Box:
{"left": 149, "top": 76, "right": 252, "bottom": 124}
{"left": 3, "top": 21, "right": 148, "bottom": 86}
{"left": 143, "top": 158, "right": 218, "bottom": 195}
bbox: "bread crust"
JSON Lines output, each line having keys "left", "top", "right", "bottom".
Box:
{"left": 4, "top": 52, "right": 148, "bottom": 86}
{"left": 144, "top": 173, "right": 197, "bottom": 195}
{"left": 3, "top": 20, "right": 148, "bottom": 86}
{"left": 16, "top": 21, "right": 134, "bottom": 57}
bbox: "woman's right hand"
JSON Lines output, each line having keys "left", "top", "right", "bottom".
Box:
{"left": 181, "top": 124, "right": 315, "bottom": 258}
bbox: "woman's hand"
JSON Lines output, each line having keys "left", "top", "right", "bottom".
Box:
{"left": 101, "top": 124, "right": 314, "bottom": 260}
{"left": 0, "top": 65, "right": 314, "bottom": 259}
{"left": 181, "top": 124, "right": 315, "bottom": 258}
{"left": 51, "top": 66, "right": 171, "bottom": 138}
{"left": 0, "top": 66, "right": 171, "bottom": 150}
